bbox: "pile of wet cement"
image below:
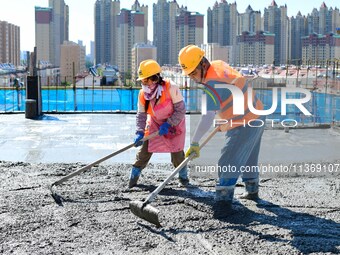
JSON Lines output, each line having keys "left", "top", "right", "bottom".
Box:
{"left": 0, "top": 161, "right": 339, "bottom": 254}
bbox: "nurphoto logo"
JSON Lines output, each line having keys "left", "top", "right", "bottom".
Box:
{"left": 201, "top": 85, "right": 312, "bottom": 128}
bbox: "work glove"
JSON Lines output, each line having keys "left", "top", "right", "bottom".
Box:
{"left": 159, "top": 122, "right": 171, "bottom": 136}
{"left": 134, "top": 131, "right": 144, "bottom": 147}
{"left": 185, "top": 142, "right": 200, "bottom": 159}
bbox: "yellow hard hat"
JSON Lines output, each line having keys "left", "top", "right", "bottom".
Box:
{"left": 178, "top": 45, "right": 205, "bottom": 75}
{"left": 137, "top": 59, "right": 161, "bottom": 80}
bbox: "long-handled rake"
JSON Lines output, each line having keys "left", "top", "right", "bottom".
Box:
{"left": 49, "top": 132, "right": 159, "bottom": 205}
{"left": 129, "top": 127, "right": 219, "bottom": 227}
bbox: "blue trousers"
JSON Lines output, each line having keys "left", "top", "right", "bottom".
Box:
{"left": 217, "top": 116, "right": 265, "bottom": 186}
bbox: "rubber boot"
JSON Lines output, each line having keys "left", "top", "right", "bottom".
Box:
{"left": 239, "top": 178, "right": 259, "bottom": 200}
{"left": 129, "top": 167, "right": 141, "bottom": 188}
{"left": 213, "top": 185, "right": 234, "bottom": 218}
{"left": 178, "top": 166, "right": 189, "bottom": 187}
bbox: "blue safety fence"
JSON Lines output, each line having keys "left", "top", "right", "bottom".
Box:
{"left": 0, "top": 88, "right": 202, "bottom": 113}
{"left": 1, "top": 87, "right": 340, "bottom": 124}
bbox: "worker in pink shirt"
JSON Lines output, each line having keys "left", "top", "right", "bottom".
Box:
{"left": 129, "top": 59, "right": 188, "bottom": 188}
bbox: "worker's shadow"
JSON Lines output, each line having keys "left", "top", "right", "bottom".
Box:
{"left": 190, "top": 192, "right": 339, "bottom": 254}
{"left": 154, "top": 185, "right": 340, "bottom": 254}
{"left": 222, "top": 199, "right": 340, "bottom": 254}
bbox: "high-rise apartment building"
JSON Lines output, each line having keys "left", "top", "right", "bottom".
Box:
{"left": 94, "top": 0, "right": 149, "bottom": 73}
{"left": 207, "top": 1, "right": 238, "bottom": 46}
{"left": 201, "top": 43, "right": 231, "bottom": 64}
{"left": 308, "top": 8, "right": 320, "bottom": 34}
{"left": 131, "top": 43, "right": 157, "bottom": 82}
{"left": 176, "top": 10, "right": 204, "bottom": 55}
{"left": 153, "top": 0, "right": 203, "bottom": 66}
{"left": 330, "top": 7, "right": 340, "bottom": 33}
{"left": 306, "top": 3, "right": 340, "bottom": 35}
{"left": 237, "top": 31, "right": 274, "bottom": 66}
{"left": 49, "top": 0, "right": 69, "bottom": 66}
{"left": 153, "top": 0, "right": 175, "bottom": 66}
{"left": 290, "top": 4, "right": 340, "bottom": 64}
{"left": 289, "top": 12, "right": 308, "bottom": 64}
{"left": 301, "top": 33, "right": 340, "bottom": 64}
{"left": 207, "top": 1, "right": 238, "bottom": 63}
{"left": 90, "top": 1, "right": 340, "bottom": 69}
{"left": 94, "top": 0, "right": 120, "bottom": 65}
{"left": 60, "top": 41, "right": 86, "bottom": 83}
{"left": 117, "top": 9, "right": 146, "bottom": 74}
{"left": 35, "top": 7, "right": 53, "bottom": 66}
{"left": 238, "top": 5, "right": 262, "bottom": 34}
{"left": 90, "top": 41, "right": 95, "bottom": 63}
{"left": 205, "top": 1, "right": 339, "bottom": 66}
{"left": 208, "top": 1, "right": 229, "bottom": 47}
{"left": 263, "top": 1, "right": 289, "bottom": 65}
{"left": 35, "top": 0, "right": 69, "bottom": 67}
{"left": 319, "top": 2, "right": 331, "bottom": 35}
{"left": 132, "top": 0, "right": 148, "bottom": 43}
{"left": 154, "top": 0, "right": 185, "bottom": 66}
{"left": 0, "top": 21, "right": 20, "bottom": 66}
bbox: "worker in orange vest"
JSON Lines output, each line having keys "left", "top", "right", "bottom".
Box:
{"left": 179, "top": 45, "right": 265, "bottom": 217}
{"left": 129, "top": 59, "right": 188, "bottom": 188}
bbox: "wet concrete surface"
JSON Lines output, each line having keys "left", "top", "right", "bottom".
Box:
{"left": 0, "top": 114, "right": 340, "bottom": 254}
{"left": 1, "top": 113, "right": 340, "bottom": 165}
{"left": 0, "top": 161, "right": 339, "bottom": 254}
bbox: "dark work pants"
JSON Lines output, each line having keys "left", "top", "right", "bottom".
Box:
{"left": 133, "top": 140, "right": 185, "bottom": 170}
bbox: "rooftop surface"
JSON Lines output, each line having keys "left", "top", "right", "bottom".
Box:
{"left": 1, "top": 114, "right": 339, "bottom": 254}
{"left": 0, "top": 113, "right": 339, "bottom": 166}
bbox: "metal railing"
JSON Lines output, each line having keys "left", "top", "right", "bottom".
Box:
{"left": 1, "top": 73, "right": 340, "bottom": 127}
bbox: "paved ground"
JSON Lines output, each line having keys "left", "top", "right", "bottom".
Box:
{"left": 0, "top": 161, "right": 339, "bottom": 254}
{"left": 1, "top": 113, "right": 340, "bottom": 166}
{"left": 0, "top": 114, "right": 339, "bottom": 254}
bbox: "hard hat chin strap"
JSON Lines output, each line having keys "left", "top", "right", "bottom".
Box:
{"left": 199, "top": 58, "right": 209, "bottom": 83}
{"left": 200, "top": 62, "right": 204, "bottom": 82}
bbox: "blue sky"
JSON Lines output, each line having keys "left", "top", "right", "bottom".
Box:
{"left": 0, "top": 0, "right": 339, "bottom": 53}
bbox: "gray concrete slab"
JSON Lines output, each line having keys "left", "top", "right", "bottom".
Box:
{"left": 0, "top": 114, "right": 339, "bottom": 166}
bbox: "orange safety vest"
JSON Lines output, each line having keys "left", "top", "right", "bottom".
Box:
{"left": 139, "top": 81, "right": 171, "bottom": 119}
{"left": 204, "top": 60, "right": 263, "bottom": 129}
{"left": 138, "top": 80, "right": 186, "bottom": 152}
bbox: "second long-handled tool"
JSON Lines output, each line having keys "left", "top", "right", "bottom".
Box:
{"left": 129, "top": 127, "right": 219, "bottom": 227}
{"left": 49, "top": 132, "right": 159, "bottom": 205}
